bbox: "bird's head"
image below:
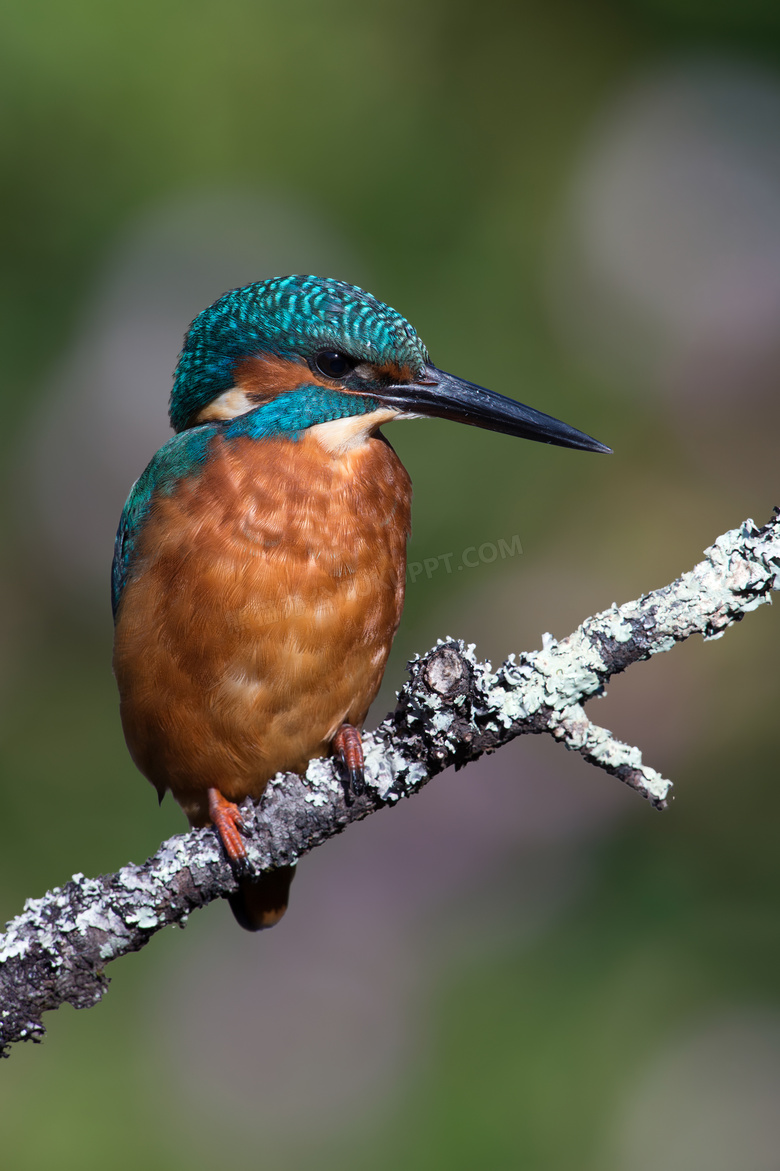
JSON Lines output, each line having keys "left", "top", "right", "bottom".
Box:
{"left": 170, "top": 275, "right": 610, "bottom": 454}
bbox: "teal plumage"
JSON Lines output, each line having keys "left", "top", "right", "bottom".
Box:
{"left": 117, "top": 275, "right": 425, "bottom": 619}
{"left": 223, "top": 387, "right": 382, "bottom": 440}
{"left": 169, "top": 275, "right": 430, "bottom": 432}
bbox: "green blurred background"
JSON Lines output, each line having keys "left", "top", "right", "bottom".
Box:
{"left": 2, "top": 2, "right": 780, "bottom": 1168}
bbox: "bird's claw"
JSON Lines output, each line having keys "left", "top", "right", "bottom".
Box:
{"left": 208, "top": 787, "right": 249, "bottom": 874}
{"left": 333, "top": 723, "right": 365, "bottom": 801}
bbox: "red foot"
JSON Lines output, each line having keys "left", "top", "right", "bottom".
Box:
{"left": 208, "top": 788, "right": 248, "bottom": 872}
{"left": 333, "top": 723, "right": 365, "bottom": 798}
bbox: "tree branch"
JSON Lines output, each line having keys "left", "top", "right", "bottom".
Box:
{"left": 2, "top": 511, "right": 779, "bottom": 1056}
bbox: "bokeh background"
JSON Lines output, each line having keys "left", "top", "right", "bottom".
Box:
{"left": 2, "top": 2, "right": 780, "bottom": 1168}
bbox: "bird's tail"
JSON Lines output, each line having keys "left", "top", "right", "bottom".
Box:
{"left": 228, "top": 863, "right": 297, "bottom": 932}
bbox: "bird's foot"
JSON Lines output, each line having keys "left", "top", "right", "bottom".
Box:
{"left": 333, "top": 723, "right": 365, "bottom": 800}
{"left": 208, "top": 787, "right": 249, "bottom": 876}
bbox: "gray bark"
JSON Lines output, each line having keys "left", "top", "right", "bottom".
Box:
{"left": 2, "top": 511, "right": 778, "bottom": 1057}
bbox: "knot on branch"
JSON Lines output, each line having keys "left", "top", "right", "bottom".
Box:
{"left": 423, "top": 644, "right": 471, "bottom": 699}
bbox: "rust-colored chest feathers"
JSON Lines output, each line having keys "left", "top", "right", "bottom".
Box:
{"left": 113, "top": 429, "right": 411, "bottom": 824}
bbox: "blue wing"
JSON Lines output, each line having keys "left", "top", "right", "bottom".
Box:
{"left": 111, "top": 424, "right": 217, "bottom": 619}
{"left": 111, "top": 510, "right": 130, "bottom": 619}
{"left": 111, "top": 471, "right": 155, "bottom": 619}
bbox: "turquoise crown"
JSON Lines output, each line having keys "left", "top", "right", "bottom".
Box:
{"left": 169, "top": 275, "right": 430, "bottom": 432}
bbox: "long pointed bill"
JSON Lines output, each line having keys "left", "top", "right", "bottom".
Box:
{"left": 378, "top": 364, "right": 611, "bottom": 454}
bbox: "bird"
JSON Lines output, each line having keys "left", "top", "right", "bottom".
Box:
{"left": 112, "top": 275, "right": 610, "bottom": 931}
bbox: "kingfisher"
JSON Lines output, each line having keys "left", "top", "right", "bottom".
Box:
{"left": 112, "top": 275, "right": 609, "bottom": 931}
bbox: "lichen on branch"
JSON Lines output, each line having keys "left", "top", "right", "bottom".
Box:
{"left": 1, "top": 511, "right": 778, "bottom": 1057}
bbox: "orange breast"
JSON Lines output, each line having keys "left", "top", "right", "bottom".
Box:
{"left": 113, "top": 428, "right": 411, "bottom": 825}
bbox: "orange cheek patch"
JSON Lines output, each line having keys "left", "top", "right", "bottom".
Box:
{"left": 233, "top": 354, "right": 336, "bottom": 402}
{"left": 195, "top": 353, "right": 388, "bottom": 425}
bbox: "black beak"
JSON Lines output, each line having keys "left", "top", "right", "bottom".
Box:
{"left": 378, "top": 363, "right": 611, "bottom": 454}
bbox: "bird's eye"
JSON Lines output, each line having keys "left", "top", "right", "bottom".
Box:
{"left": 314, "top": 350, "right": 355, "bottom": 380}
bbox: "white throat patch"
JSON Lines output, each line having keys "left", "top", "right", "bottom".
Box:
{"left": 309, "top": 408, "right": 405, "bottom": 455}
